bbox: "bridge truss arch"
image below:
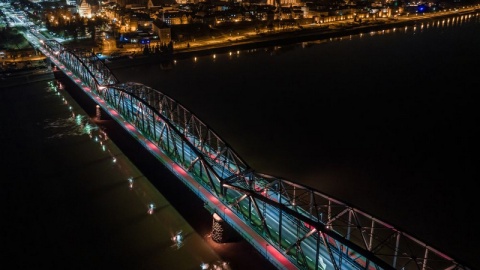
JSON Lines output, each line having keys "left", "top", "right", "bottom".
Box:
{"left": 43, "top": 40, "right": 471, "bottom": 270}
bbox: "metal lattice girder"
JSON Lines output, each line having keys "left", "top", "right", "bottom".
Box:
{"left": 44, "top": 40, "right": 118, "bottom": 88}
{"left": 222, "top": 171, "right": 469, "bottom": 270}
{"left": 108, "top": 82, "right": 249, "bottom": 175}
{"left": 92, "top": 83, "right": 251, "bottom": 197}
{"left": 45, "top": 44, "right": 472, "bottom": 270}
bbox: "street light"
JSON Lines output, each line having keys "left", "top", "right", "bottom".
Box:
{"left": 148, "top": 203, "right": 156, "bottom": 215}
{"left": 128, "top": 177, "right": 134, "bottom": 190}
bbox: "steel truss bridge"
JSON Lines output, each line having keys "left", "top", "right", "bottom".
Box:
{"left": 38, "top": 39, "right": 470, "bottom": 270}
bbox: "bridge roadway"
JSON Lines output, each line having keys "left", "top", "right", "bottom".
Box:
{"left": 23, "top": 29, "right": 472, "bottom": 270}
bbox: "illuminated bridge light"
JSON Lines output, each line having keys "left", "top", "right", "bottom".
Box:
{"left": 124, "top": 123, "right": 136, "bottom": 131}
{"left": 145, "top": 141, "right": 159, "bottom": 151}
{"left": 172, "top": 163, "right": 188, "bottom": 177}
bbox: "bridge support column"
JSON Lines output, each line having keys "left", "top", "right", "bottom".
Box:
{"left": 211, "top": 213, "right": 234, "bottom": 243}
{"left": 96, "top": 105, "right": 102, "bottom": 120}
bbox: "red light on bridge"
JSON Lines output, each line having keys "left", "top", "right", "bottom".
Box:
{"left": 172, "top": 163, "right": 188, "bottom": 177}
{"left": 124, "top": 123, "right": 135, "bottom": 131}
{"left": 146, "top": 141, "right": 159, "bottom": 151}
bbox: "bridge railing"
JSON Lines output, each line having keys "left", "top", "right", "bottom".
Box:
{"left": 43, "top": 42, "right": 472, "bottom": 270}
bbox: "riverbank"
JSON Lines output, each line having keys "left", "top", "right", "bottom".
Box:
{"left": 105, "top": 7, "right": 479, "bottom": 70}
{"left": 172, "top": 7, "right": 478, "bottom": 57}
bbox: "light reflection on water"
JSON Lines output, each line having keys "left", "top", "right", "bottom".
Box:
{"left": 43, "top": 115, "right": 98, "bottom": 139}
{"left": 43, "top": 80, "right": 99, "bottom": 139}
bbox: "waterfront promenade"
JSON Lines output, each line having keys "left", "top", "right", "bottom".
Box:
{"left": 103, "top": 5, "right": 480, "bottom": 69}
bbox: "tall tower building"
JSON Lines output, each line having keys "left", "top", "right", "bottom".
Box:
{"left": 78, "top": 0, "right": 92, "bottom": 18}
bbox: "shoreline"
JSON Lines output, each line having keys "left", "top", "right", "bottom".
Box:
{"left": 105, "top": 7, "right": 479, "bottom": 70}
{"left": 172, "top": 8, "right": 478, "bottom": 58}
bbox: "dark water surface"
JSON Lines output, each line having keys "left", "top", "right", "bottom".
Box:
{"left": 111, "top": 13, "right": 480, "bottom": 267}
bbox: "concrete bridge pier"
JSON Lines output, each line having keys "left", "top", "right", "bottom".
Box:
{"left": 211, "top": 213, "right": 235, "bottom": 243}
{"left": 96, "top": 105, "right": 102, "bottom": 120}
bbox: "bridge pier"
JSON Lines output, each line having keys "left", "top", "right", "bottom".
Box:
{"left": 96, "top": 105, "right": 102, "bottom": 120}
{"left": 211, "top": 213, "right": 235, "bottom": 243}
